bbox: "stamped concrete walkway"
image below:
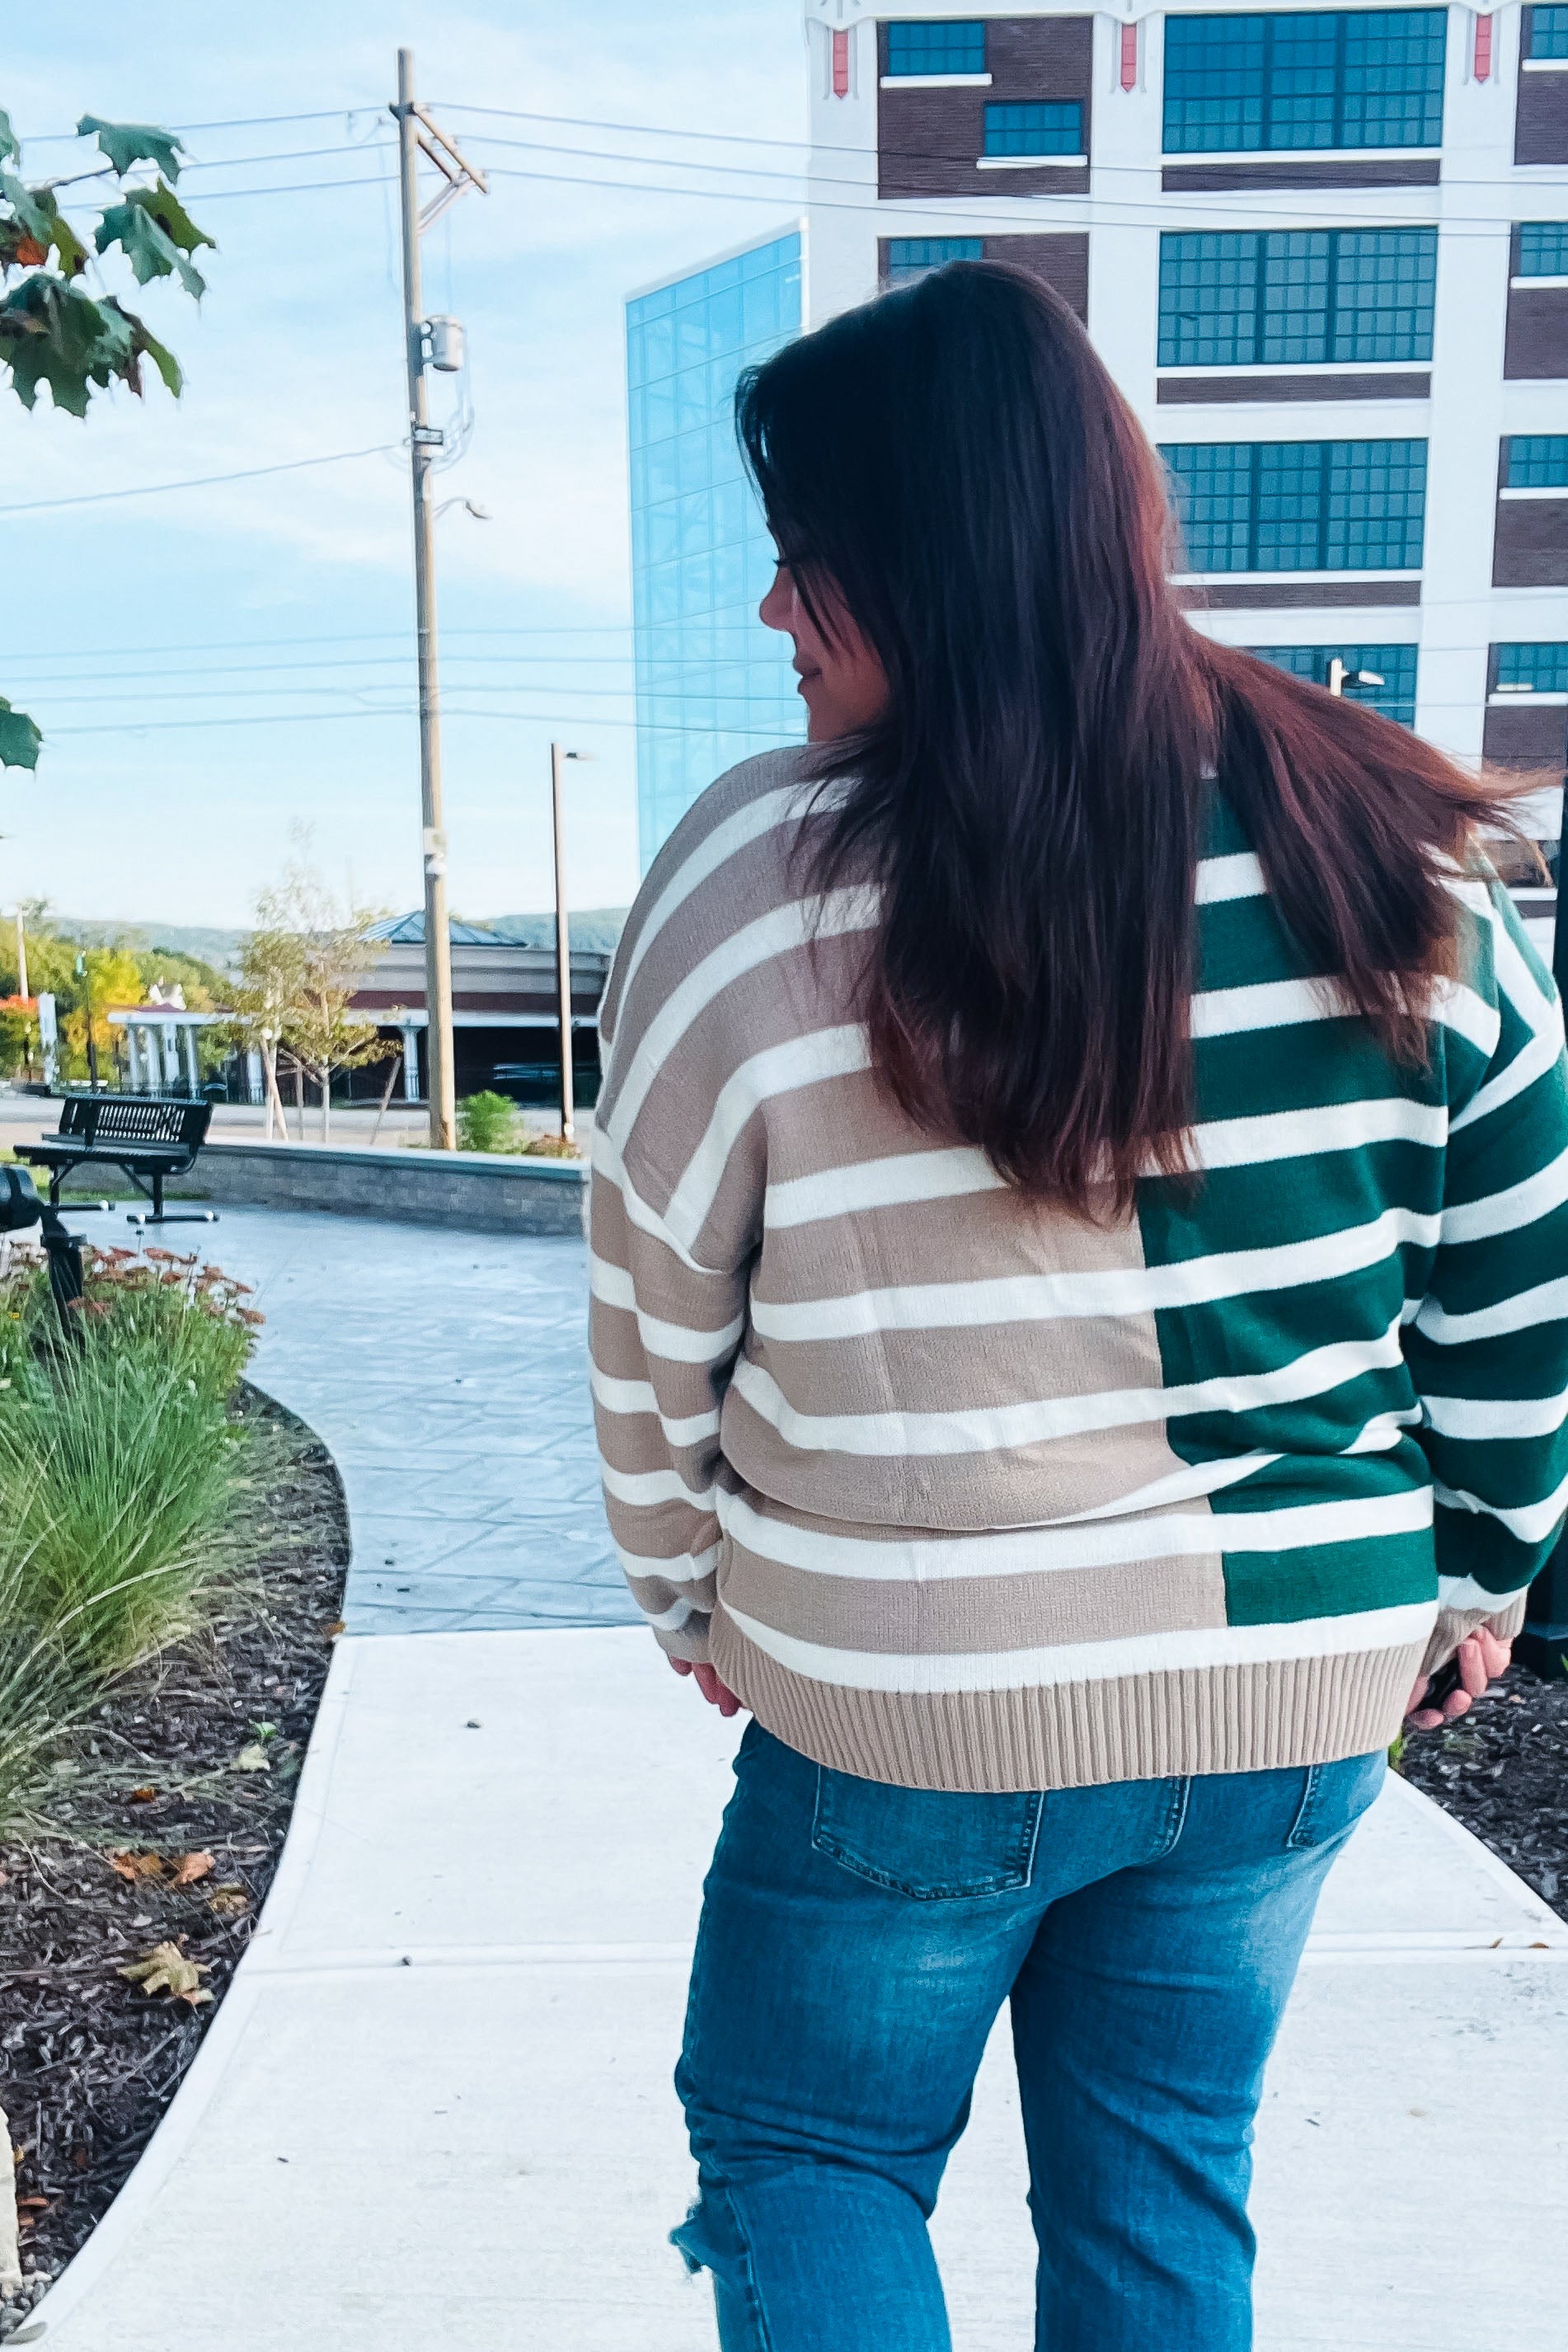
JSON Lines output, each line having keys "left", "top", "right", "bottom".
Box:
{"left": 20, "top": 1207, "right": 1568, "bottom": 2351}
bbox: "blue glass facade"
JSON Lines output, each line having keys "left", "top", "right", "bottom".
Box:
{"left": 627, "top": 232, "right": 805, "bottom": 869}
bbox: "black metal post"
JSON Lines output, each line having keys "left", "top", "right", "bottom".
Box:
{"left": 39, "top": 1206, "right": 84, "bottom": 1338}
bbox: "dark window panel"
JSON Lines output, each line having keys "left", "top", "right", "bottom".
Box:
{"left": 1161, "top": 437, "right": 1427, "bottom": 570}
{"left": 1505, "top": 434, "right": 1568, "bottom": 487}
{"left": 1246, "top": 641, "right": 1418, "bottom": 724}
{"left": 884, "top": 237, "right": 984, "bottom": 284}
{"left": 1163, "top": 10, "right": 1446, "bottom": 156}
{"left": 885, "top": 21, "right": 988, "bottom": 77}
{"left": 1495, "top": 641, "right": 1568, "bottom": 692}
{"left": 984, "top": 100, "right": 1084, "bottom": 156}
{"left": 1518, "top": 223, "right": 1568, "bottom": 275}
{"left": 1157, "top": 228, "right": 1435, "bottom": 367}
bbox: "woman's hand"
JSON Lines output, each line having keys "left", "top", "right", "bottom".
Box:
{"left": 669, "top": 1654, "right": 744, "bottom": 1719}
{"left": 1405, "top": 1627, "right": 1512, "bottom": 1731}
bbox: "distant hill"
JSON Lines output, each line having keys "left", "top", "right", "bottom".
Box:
{"left": 49, "top": 908, "right": 631, "bottom": 962}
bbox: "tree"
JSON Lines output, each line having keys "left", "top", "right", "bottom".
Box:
{"left": 0, "top": 107, "right": 214, "bottom": 771}
{"left": 225, "top": 860, "right": 395, "bottom": 1143}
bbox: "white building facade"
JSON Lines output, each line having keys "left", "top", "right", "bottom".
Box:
{"left": 795, "top": 1, "right": 1568, "bottom": 803}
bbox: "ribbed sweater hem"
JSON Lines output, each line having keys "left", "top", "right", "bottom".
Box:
{"left": 710, "top": 1612, "right": 1426, "bottom": 1794}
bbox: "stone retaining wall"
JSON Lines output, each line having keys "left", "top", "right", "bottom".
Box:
{"left": 188, "top": 1139, "right": 586, "bottom": 1237}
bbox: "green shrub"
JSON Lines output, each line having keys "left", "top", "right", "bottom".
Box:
{"left": 0, "top": 1247, "right": 261, "bottom": 1685}
{"left": 457, "top": 1091, "right": 520, "bottom": 1153}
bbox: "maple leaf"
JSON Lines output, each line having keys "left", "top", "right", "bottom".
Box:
{"left": 118, "top": 1941, "right": 212, "bottom": 2006}
{"left": 76, "top": 115, "right": 186, "bottom": 185}
{"left": 0, "top": 110, "right": 17, "bottom": 167}
{"left": 95, "top": 197, "right": 206, "bottom": 298}
{"left": 0, "top": 274, "right": 135, "bottom": 415}
{"left": 0, "top": 699, "right": 41, "bottom": 772}
{"left": 169, "top": 1851, "right": 214, "bottom": 1887}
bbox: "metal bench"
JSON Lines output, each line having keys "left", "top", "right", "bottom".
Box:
{"left": 17, "top": 1095, "right": 217, "bottom": 1228}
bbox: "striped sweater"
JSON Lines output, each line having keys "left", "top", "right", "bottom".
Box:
{"left": 589, "top": 745, "right": 1568, "bottom": 1792}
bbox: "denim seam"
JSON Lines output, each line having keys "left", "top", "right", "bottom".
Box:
{"left": 1154, "top": 1776, "right": 1192, "bottom": 1857}
{"left": 1287, "top": 1763, "right": 1325, "bottom": 1849}
{"left": 810, "top": 1768, "right": 1040, "bottom": 1899}
{"left": 721, "top": 2186, "right": 777, "bottom": 2352}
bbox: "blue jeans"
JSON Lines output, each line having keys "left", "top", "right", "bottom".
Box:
{"left": 674, "top": 1722, "right": 1384, "bottom": 2351}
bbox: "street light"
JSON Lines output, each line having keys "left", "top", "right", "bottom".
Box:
{"left": 549, "top": 744, "right": 594, "bottom": 1145}
{"left": 1326, "top": 657, "right": 1385, "bottom": 697}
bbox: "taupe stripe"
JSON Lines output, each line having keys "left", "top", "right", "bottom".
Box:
{"left": 717, "top": 1537, "right": 1227, "bottom": 1654}
{"left": 721, "top": 1380, "right": 1189, "bottom": 1527}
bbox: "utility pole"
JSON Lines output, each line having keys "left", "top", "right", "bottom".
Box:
{"left": 14, "top": 909, "right": 30, "bottom": 1082}
{"left": 392, "top": 48, "right": 488, "bottom": 1150}
{"left": 549, "top": 745, "right": 594, "bottom": 1144}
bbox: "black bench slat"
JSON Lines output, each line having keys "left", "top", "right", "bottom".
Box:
{"left": 17, "top": 1094, "right": 213, "bottom": 1216}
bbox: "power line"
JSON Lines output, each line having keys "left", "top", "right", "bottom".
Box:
{"left": 0, "top": 444, "right": 400, "bottom": 517}
{"left": 16, "top": 109, "right": 385, "bottom": 144}
{"left": 12, "top": 625, "right": 636, "bottom": 664}
{"left": 446, "top": 101, "right": 1561, "bottom": 202}
{"left": 45, "top": 704, "right": 787, "bottom": 739}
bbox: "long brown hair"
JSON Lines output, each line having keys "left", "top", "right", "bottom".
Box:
{"left": 736, "top": 261, "right": 1523, "bottom": 1214}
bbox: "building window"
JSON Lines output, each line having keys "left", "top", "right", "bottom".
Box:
{"left": 885, "top": 20, "right": 987, "bottom": 76}
{"left": 984, "top": 101, "right": 1084, "bottom": 157}
{"left": 1162, "top": 11, "right": 1448, "bottom": 155}
{"left": 626, "top": 233, "right": 805, "bottom": 867}
{"left": 1158, "top": 228, "right": 1437, "bottom": 366}
{"left": 885, "top": 237, "right": 984, "bottom": 285}
{"left": 1161, "top": 438, "right": 1428, "bottom": 570}
{"left": 1518, "top": 223, "right": 1568, "bottom": 276}
{"left": 1526, "top": 6, "right": 1568, "bottom": 59}
{"left": 1505, "top": 434, "right": 1568, "bottom": 487}
{"left": 1495, "top": 642, "right": 1568, "bottom": 692}
{"left": 1248, "top": 642, "right": 1418, "bottom": 725}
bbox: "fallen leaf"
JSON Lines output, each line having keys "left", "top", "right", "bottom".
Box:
{"left": 106, "top": 1848, "right": 164, "bottom": 1881}
{"left": 118, "top": 1941, "right": 213, "bottom": 2006}
{"left": 324, "top": 1618, "right": 346, "bottom": 1638}
{"left": 232, "top": 1744, "right": 270, "bottom": 1774}
{"left": 169, "top": 1851, "right": 214, "bottom": 1887}
{"left": 208, "top": 1885, "right": 250, "bottom": 1918}
{"left": 129, "top": 1785, "right": 158, "bottom": 1803}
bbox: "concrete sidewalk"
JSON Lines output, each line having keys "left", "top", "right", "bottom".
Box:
{"left": 23, "top": 1631, "right": 1568, "bottom": 2352}
{"left": 21, "top": 1208, "right": 1568, "bottom": 2350}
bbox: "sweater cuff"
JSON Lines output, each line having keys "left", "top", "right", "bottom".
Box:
{"left": 655, "top": 1617, "right": 711, "bottom": 1667}
{"left": 1420, "top": 1590, "right": 1529, "bottom": 1679}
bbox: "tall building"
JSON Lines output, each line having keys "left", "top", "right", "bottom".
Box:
{"left": 628, "top": 3, "right": 1568, "bottom": 861}
{"left": 626, "top": 232, "right": 806, "bottom": 866}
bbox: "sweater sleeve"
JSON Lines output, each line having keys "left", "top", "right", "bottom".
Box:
{"left": 1404, "top": 879, "right": 1568, "bottom": 1669}
{"left": 587, "top": 900, "right": 760, "bottom": 1667}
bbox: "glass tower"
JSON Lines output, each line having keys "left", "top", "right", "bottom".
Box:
{"left": 627, "top": 229, "right": 805, "bottom": 867}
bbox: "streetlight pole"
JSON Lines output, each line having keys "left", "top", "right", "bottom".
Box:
{"left": 73, "top": 953, "right": 98, "bottom": 1092}
{"left": 549, "top": 744, "right": 594, "bottom": 1145}
{"left": 392, "top": 47, "right": 487, "bottom": 1151}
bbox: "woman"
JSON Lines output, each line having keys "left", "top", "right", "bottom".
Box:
{"left": 589, "top": 264, "right": 1568, "bottom": 2351}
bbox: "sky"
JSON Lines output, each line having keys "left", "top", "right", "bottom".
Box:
{"left": 0, "top": 1, "right": 807, "bottom": 929}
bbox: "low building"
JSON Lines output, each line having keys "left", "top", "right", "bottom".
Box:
{"left": 346, "top": 915, "right": 613, "bottom": 1107}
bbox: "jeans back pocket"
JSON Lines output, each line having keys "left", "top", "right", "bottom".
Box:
{"left": 1285, "top": 1749, "right": 1387, "bottom": 1850}
{"left": 810, "top": 1764, "right": 1043, "bottom": 1900}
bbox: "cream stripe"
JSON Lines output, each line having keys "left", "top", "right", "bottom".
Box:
{"left": 767, "top": 1144, "right": 1004, "bottom": 1228}
{"left": 613, "top": 781, "right": 819, "bottom": 1014}
{"left": 717, "top": 1483, "right": 1429, "bottom": 1584}
{"left": 588, "top": 1251, "right": 744, "bottom": 1366}
{"left": 721, "top": 1598, "right": 1437, "bottom": 1693}
{"left": 613, "top": 1541, "right": 721, "bottom": 1587}
{"left": 1433, "top": 1462, "right": 1568, "bottom": 1545}
{"left": 1421, "top": 1387, "right": 1568, "bottom": 1440}
{"left": 1436, "top": 1572, "right": 1529, "bottom": 1613}
{"left": 1415, "top": 1270, "right": 1568, "bottom": 1345}
{"left": 1039, "top": 1448, "right": 1279, "bottom": 1521}
{"left": 665, "top": 1026, "right": 871, "bottom": 1248}
{"left": 642, "top": 1594, "right": 698, "bottom": 1634}
{"left": 1441, "top": 1141, "right": 1568, "bottom": 1246}
{"left": 1195, "top": 850, "right": 1265, "bottom": 904}
{"left": 749, "top": 1204, "right": 1437, "bottom": 1342}
{"left": 731, "top": 1315, "right": 1407, "bottom": 1456}
{"left": 599, "top": 1459, "right": 716, "bottom": 1512}
{"left": 605, "top": 886, "right": 879, "bottom": 1152}
{"left": 1185, "top": 1096, "right": 1446, "bottom": 1171}
{"left": 1450, "top": 1021, "right": 1564, "bottom": 1136}
{"left": 589, "top": 1131, "right": 713, "bottom": 1276}
{"left": 589, "top": 1366, "right": 721, "bottom": 1451}
{"left": 1190, "top": 975, "right": 1344, "bottom": 1040}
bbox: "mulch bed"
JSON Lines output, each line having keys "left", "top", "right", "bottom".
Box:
{"left": 0, "top": 1395, "right": 348, "bottom": 2334}
{"left": 1399, "top": 1660, "right": 1568, "bottom": 1922}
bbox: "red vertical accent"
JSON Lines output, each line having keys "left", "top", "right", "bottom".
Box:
{"left": 832, "top": 27, "right": 850, "bottom": 97}
{"left": 1120, "top": 22, "right": 1138, "bottom": 92}
{"left": 1473, "top": 12, "right": 1493, "bottom": 81}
